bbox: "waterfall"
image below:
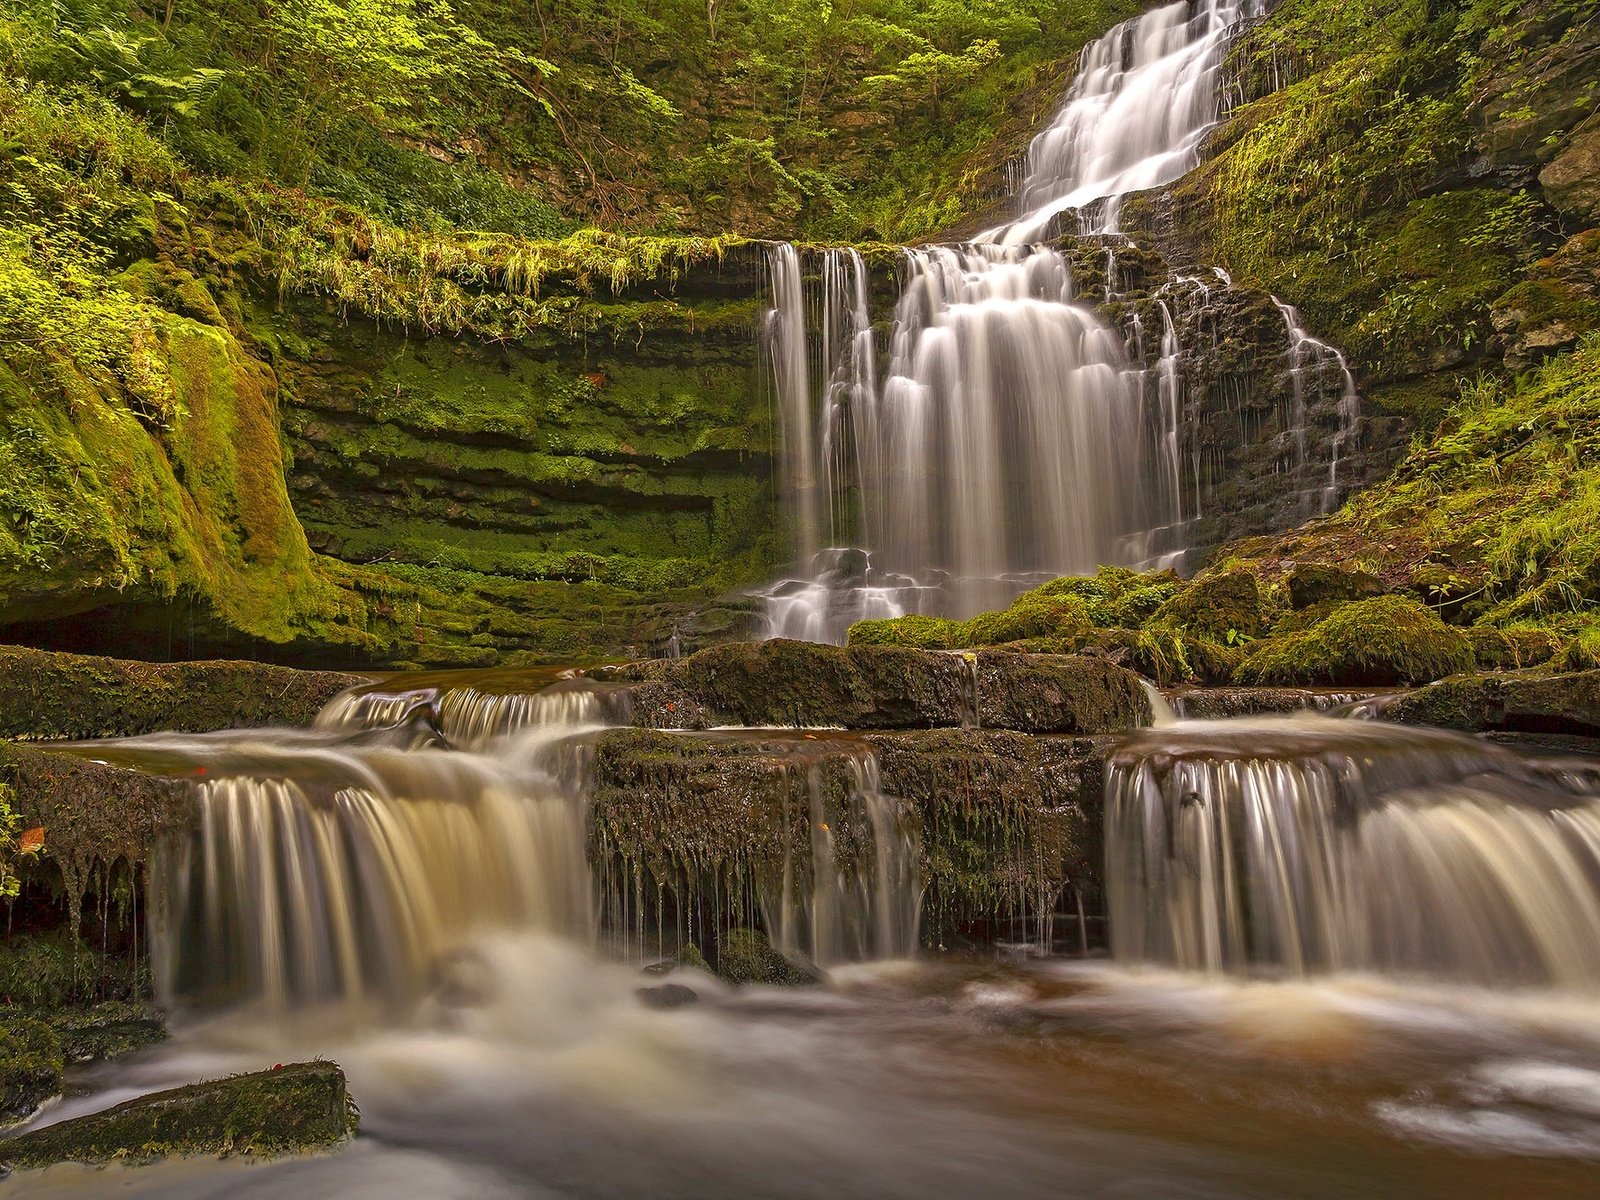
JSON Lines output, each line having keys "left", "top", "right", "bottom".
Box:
{"left": 763, "top": 745, "right": 922, "bottom": 967}
{"left": 134, "top": 679, "right": 923, "bottom": 1016}
{"left": 988, "top": 0, "right": 1266, "bottom": 243}
{"left": 760, "top": 0, "right": 1275, "bottom": 644}
{"left": 1272, "top": 298, "right": 1363, "bottom": 514}
{"left": 1105, "top": 717, "right": 1600, "bottom": 990}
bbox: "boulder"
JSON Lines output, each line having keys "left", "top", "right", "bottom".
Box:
{"left": 1238, "top": 596, "right": 1472, "bottom": 687}
{"left": 0, "top": 1061, "right": 357, "bottom": 1169}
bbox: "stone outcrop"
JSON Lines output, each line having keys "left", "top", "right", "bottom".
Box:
{"left": 605, "top": 640, "right": 1151, "bottom": 733}
{"left": 1386, "top": 669, "right": 1600, "bottom": 737}
{"left": 0, "top": 1061, "right": 356, "bottom": 1169}
{"left": 0, "top": 644, "right": 363, "bottom": 741}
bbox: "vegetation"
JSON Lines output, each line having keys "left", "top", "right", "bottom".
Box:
{"left": 1183, "top": 0, "right": 1598, "bottom": 382}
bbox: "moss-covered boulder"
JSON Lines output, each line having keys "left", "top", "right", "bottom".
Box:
{"left": 0, "top": 645, "right": 363, "bottom": 740}
{"left": 0, "top": 1018, "right": 63, "bottom": 1127}
{"left": 1385, "top": 669, "right": 1600, "bottom": 737}
{"left": 0, "top": 1061, "right": 357, "bottom": 1169}
{"left": 713, "top": 929, "right": 818, "bottom": 986}
{"left": 1151, "top": 571, "right": 1265, "bottom": 641}
{"left": 610, "top": 641, "right": 1147, "bottom": 733}
{"left": 1237, "top": 596, "right": 1472, "bottom": 687}
{"left": 1285, "top": 564, "right": 1385, "bottom": 610}
{"left": 973, "top": 651, "right": 1150, "bottom": 733}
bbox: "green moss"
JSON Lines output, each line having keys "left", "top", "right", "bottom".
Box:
{"left": 0, "top": 1060, "right": 357, "bottom": 1168}
{"left": 0, "top": 1016, "right": 63, "bottom": 1126}
{"left": 1152, "top": 571, "right": 1264, "bottom": 641}
{"left": 714, "top": 929, "right": 817, "bottom": 987}
{"left": 1238, "top": 595, "right": 1473, "bottom": 686}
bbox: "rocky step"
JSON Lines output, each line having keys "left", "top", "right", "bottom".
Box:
{"left": 0, "top": 645, "right": 365, "bottom": 742}
{"left": 600, "top": 640, "right": 1153, "bottom": 733}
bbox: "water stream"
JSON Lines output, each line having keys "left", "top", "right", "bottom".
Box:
{"left": 9, "top": 675, "right": 1600, "bottom": 1196}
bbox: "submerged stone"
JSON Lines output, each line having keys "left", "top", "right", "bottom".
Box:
{"left": 0, "top": 1061, "right": 357, "bottom": 1169}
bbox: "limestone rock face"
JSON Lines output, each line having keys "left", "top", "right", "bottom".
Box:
{"left": 1540, "top": 126, "right": 1600, "bottom": 227}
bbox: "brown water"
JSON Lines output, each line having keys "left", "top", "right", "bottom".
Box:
{"left": 10, "top": 950, "right": 1600, "bottom": 1198}
{"left": 19, "top": 681, "right": 1600, "bottom": 1197}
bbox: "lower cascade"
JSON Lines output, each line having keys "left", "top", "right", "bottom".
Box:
{"left": 1106, "top": 716, "right": 1600, "bottom": 989}
{"left": 119, "top": 679, "right": 924, "bottom": 1016}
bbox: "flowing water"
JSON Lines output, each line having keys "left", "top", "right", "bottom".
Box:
{"left": 758, "top": 0, "right": 1358, "bottom": 644}
{"left": 10, "top": 678, "right": 1600, "bottom": 1196}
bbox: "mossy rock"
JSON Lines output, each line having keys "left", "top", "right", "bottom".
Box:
{"left": 0, "top": 645, "right": 364, "bottom": 741}
{"left": 1152, "top": 571, "right": 1264, "bottom": 641}
{"left": 1285, "top": 564, "right": 1386, "bottom": 610}
{"left": 713, "top": 929, "right": 818, "bottom": 987}
{"left": 1386, "top": 669, "right": 1600, "bottom": 736}
{"left": 0, "top": 1061, "right": 357, "bottom": 1169}
{"left": 0, "top": 1017, "right": 63, "bottom": 1127}
{"left": 613, "top": 641, "right": 1148, "bottom": 733}
{"left": 1466, "top": 627, "right": 1560, "bottom": 672}
{"left": 1237, "top": 596, "right": 1472, "bottom": 687}
{"left": 974, "top": 651, "right": 1150, "bottom": 732}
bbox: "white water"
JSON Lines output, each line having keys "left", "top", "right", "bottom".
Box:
{"left": 760, "top": 0, "right": 1286, "bottom": 643}
{"left": 1106, "top": 715, "right": 1600, "bottom": 989}
{"left": 986, "top": 0, "right": 1266, "bottom": 242}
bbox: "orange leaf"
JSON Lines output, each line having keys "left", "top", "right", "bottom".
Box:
{"left": 19, "top": 826, "right": 44, "bottom": 854}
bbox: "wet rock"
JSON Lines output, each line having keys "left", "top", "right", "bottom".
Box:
{"left": 0, "top": 1061, "right": 357, "bottom": 1169}
{"left": 973, "top": 652, "right": 1149, "bottom": 734}
{"left": 636, "top": 983, "right": 701, "bottom": 1009}
{"left": 0, "top": 747, "right": 190, "bottom": 932}
{"left": 0, "top": 645, "right": 364, "bottom": 741}
{"left": 589, "top": 727, "right": 1109, "bottom": 950}
{"left": 1385, "top": 669, "right": 1600, "bottom": 737}
{"left": 1167, "top": 687, "right": 1377, "bottom": 719}
{"left": 608, "top": 640, "right": 1147, "bottom": 733}
{"left": 45, "top": 1003, "right": 167, "bottom": 1064}
{"left": 0, "top": 1018, "right": 62, "bottom": 1128}
{"left": 714, "top": 929, "right": 819, "bottom": 987}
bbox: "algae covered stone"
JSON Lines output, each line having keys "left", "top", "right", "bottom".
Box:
{"left": 0, "top": 1017, "right": 63, "bottom": 1127}
{"left": 1238, "top": 596, "right": 1472, "bottom": 687}
{"left": 714, "top": 929, "right": 818, "bottom": 987}
{"left": 0, "top": 1060, "right": 357, "bottom": 1169}
{"left": 1385, "top": 669, "right": 1600, "bottom": 736}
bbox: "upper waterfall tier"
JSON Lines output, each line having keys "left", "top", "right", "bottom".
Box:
{"left": 984, "top": 0, "right": 1264, "bottom": 243}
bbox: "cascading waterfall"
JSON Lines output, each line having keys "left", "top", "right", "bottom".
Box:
{"left": 763, "top": 745, "right": 922, "bottom": 967}
{"left": 1105, "top": 717, "right": 1600, "bottom": 989}
{"left": 1273, "top": 298, "right": 1363, "bottom": 513}
{"left": 758, "top": 0, "right": 1342, "bottom": 645}
{"left": 989, "top": 0, "right": 1266, "bottom": 243}
{"left": 127, "top": 679, "right": 923, "bottom": 1016}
